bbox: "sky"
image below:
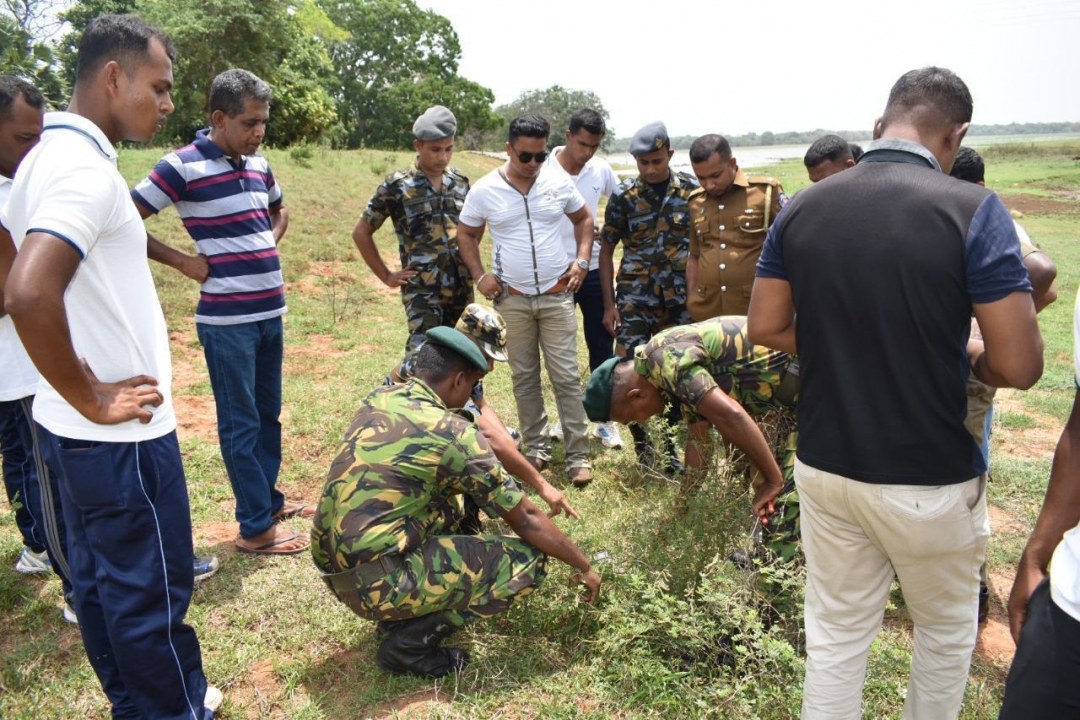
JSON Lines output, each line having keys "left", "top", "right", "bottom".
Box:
{"left": 419, "top": 0, "right": 1080, "bottom": 139}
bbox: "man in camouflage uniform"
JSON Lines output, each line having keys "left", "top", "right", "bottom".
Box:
{"left": 600, "top": 121, "right": 699, "bottom": 472}
{"left": 391, "top": 303, "right": 581, "bottom": 519}
{"left": 582, "top": 317, "right": 799, "bottom": 561}
{"left": 686, "top": 134, "right": 786, "bottom": 320}
{"left": 352, "top": 105, "right": 472, "bottom": 358}
{"left": 313, "top": 326, "right": 600, "bottom": 678}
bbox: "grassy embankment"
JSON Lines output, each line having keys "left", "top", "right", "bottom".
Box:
{"left": 0, "top": 141, "right": 1077, "bottom": 718}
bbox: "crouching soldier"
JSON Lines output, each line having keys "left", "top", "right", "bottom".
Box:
{"left": 313, "top": 327, "right": 600, "bottom": 677}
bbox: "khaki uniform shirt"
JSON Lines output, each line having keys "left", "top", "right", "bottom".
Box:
{"left": 687, "top": 170, "right": 786, "bottom": 320}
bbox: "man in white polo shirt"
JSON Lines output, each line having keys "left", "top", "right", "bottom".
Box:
{"left": 1000, "top": 287, "right": 1080, "bottom": 717}
{"left": 1, "top": 15, "right": 218, "bottom": 718}
{"left": 545, "top": 108, "right": 623, "bottom": 451}
{"left": 457, "top": 115, "right": 595, "bottom": 486}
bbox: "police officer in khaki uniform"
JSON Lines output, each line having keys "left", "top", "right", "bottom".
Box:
{"left": 686, "top": 134, "right": 786, "bottom": 321}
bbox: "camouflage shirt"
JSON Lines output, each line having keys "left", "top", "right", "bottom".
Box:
{"left": 312, "top": 379, "right": 524, "bottom": 573}
{"left": 361, "top": 162, "right": 471, "bottom": 276}
{"left": 601, "top": 171, "right": 700, "bottom": 307}
{"left": 634, "top": 316, "right": 793, "bottom": 423}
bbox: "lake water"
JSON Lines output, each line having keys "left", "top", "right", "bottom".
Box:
{"left": 602, "top": 133, "right": 1080, "bottom": 175}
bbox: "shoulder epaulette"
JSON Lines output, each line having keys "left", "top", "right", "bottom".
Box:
{"left": 447, "top": 166, "right": 469, "bottom": 183}
{"left": 384, "top": 168, "right": 411, "bottom": 185}
{"left": 675, "top": 171, "right": 700, "bottom": 187}
{"left": 748, "top": 175, "right": 781, "bottom": 186}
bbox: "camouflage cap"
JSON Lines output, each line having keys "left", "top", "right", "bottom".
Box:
{"left": 582, "top": 356, "right": 621, "bottom": 422}
{"left": 455, "top": 303, "right": 508, "bottom": 362}
{"left": 629, "top": 121, "right": 669, "bottom": 156}
{"left": 413, "top": 105, "right": 457, "bottom": 141}
{"left": 425, "top": 326, "right": 489, "bottom": 372}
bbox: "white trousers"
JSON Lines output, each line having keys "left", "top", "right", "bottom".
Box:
{"left": 796, "top": 458, "right": 989, "bottom": 720}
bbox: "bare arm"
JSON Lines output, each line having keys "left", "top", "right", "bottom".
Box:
{"left": 270, "top": 204, "right": 288, "bottom": 244}
{"left": 5, "top": 233, "right": 163, "bottom": 424}
{"left": 747, "top": 277, "right": 797, "bottom": 355}
{"left": 599, "top": 239, "right": 620, "bottom": 338}
{"left": 0, "top": 225, "right": 14, "bottom": 317}
{"left": 695, "top": 387, "right": 784, "bottom": 519}
{"left": 351, "top": 217, "right": 416, "bottom": 288}
{"left": 137, "top": 202, "right": 209, "bottom": 283}
{"left": 502, "top": 497, "right": 600, "bottom": 602}
{"left": 457, "top": 221, "right": 502, "bottom": 298}
{"left": 970, "top": 292, "right": 1043, "bottom": 389}
{"left": 1024, "top": 251, "right": 1058, "bottom": 313}
{"left": 474, "top": 399, "right": 580, "bottom": 519}
{"left": 560, "top": 205, "right": 593, "bottom": 292}
{"left": 1009, "top": 390, "right": 1080, "bottom": 643}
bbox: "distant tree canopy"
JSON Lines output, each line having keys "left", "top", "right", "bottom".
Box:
{"left": 3, "top": 0, "right": 498, "bottom": 148}
{"left": 487, "top": 85, "right": 615, "bottom": 151}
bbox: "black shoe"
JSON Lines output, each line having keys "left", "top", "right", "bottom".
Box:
{"left": 376, "top": 612, "right": 469, "bottom": 678}
{"left": 978, "top": 582, "right": 990, "bottom": 623}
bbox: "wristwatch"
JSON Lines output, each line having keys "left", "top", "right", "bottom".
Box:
{"left": 574, "top": 258, "right": 589, "bottom": 271}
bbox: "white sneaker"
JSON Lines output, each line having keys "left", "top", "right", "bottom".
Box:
{"left": 15, "top": 547, "right": 51, "bottom": 574}
{"left": 62, "top": 603, "right": 78, "bottom": 624}
{"left": 548, "top": 420, "right": 564, "bottom": 442}
{"left": 204, "top": 685, "right": 223, "bottom": 713}
{"left": 593, "top": 422, "right": 624, "bottom": 449}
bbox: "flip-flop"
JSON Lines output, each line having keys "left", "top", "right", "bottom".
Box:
{"left": 271, "top": 501, "right": 315, "bottom": 522}
{"left": 235, "top": 529, "right": 310, "bottom": 555}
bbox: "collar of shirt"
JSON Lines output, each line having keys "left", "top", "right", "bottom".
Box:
{"left": 42, "top": 111, "right": 117, "bottom": 162}
{"left": 409, "top": 160, "right": 451, "bottom": 188}
{"left": 861, "top": 138, "right": 942, "bottom": 172}
{"left": 731, "top": 168, "right": 750, "bottom": 190}
{"left": 405, "top": 376, "right": 447, "bottom": 410}
{"left": 194, "top": 128, "right": 247, "bottom": 170}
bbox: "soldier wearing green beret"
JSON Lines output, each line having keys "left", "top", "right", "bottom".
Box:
{"left": 583, "top": 317, "right": 801, "bottom": 560}
{"left": 313, "top": 326, "right": 600, "bottom": 679}
{"left": 352, "top": 105, "right": 473, "bottom": 361}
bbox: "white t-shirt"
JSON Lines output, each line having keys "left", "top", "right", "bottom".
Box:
{"left": 1050, "top": 286, "right": 1080, "bottom": 622}
{"left": 459, "top": 163, "right": 585, "bottom": 294}
{"left": 0, "top": 176, "right": 40, "bottom": 401}
{"left": 545, "top": 147, "right": 619, "bottom": 271}
{"left": 4, "top": 112, "right": 175, "bottom": 441}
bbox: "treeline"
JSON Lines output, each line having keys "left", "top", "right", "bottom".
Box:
{"left": 2, "top": 0, "right": 504, "bottom": 149}
{"left": 609, "top": 122, "right": 1080, "bottom": 152}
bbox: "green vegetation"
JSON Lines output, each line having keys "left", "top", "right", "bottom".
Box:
{"left": 0, "top": 143, "right": 1077, "bottom": 717}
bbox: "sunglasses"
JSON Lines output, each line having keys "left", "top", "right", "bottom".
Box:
{"left": 513, "top": 149, "right": 548, "bottom": 164}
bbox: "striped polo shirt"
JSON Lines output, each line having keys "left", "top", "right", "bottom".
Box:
{"left": 132, "top": 129, "right": 286, "bottom": 325}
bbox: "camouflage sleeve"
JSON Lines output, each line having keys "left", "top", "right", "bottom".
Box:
{"left": 360, "top": 179, "right": 397, "bottom": 230}
{"left": 601, "top": 189, "right": 627, "bottom": 245}
{"left": 441, "top": 423, "right": 524, "bottom": 517}
{"left": 645, "top": 341, "right": 721, "bottom": 410}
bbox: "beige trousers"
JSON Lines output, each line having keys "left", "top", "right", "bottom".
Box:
{"left": 795, "top": 458, "right": 989, "bottom": 719}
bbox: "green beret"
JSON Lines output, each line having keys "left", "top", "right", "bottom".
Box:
{"left": 583, "top": 356, "right": 621, "bottom": 422}
{"left": 425, "top": 326, "right": 488, "bottom": 372}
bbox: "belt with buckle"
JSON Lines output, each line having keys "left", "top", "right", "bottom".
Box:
{"left": 507, "top": 276, "right": 571, "bottom": 296}
{"left": 320, "top": 554, "right": 404, "bottom": 593}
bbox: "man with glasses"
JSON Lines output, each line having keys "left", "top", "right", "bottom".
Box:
{"left": 457, "top": 115, "right": 595, "bottom": 487}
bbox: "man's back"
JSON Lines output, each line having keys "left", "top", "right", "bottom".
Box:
{"left": 765, "top": 155, "right": 1025, "bottom": 484}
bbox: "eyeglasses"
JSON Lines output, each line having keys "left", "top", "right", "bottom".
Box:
{"left": 512, "top": 149, "right": 548, "bottom": 164}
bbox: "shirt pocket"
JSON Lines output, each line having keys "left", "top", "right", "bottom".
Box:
{"left": 736, "top": 210, "right": 767, "bottom": 236}
{"left": 403, "top": 195, "right": 437, "bottom": 238}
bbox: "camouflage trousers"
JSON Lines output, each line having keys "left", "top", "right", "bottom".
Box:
{"left": 402, "top": 283, "right": 474, "bottom": 358}
{"left": 615, "top": 298, "right": 691, "bottom": 357}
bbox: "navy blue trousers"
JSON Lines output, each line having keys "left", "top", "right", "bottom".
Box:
{"left": 574, "top": 268, "right": 615, "bottom": 372}
{"left": 40, "top": 426, "right": 210, "bottom": 719}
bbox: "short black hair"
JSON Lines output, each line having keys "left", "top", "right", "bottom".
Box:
{"left": 209, "top": 69, "right": 272, "bottom": 118}
{"left": 75, "top": 14, "right": 175, "bottom": 84}
{"left": 848, "top": 143, "right": 864, "bottom": 162}
{"left": 881, "top": 66, "right": 973, "bottom": 130}
{"left": 949, "top": 146, "right": 985, "bottom": 184}
{"left": 0, "top": 75, "right": 45, "bottom": 123}
{"left": 804, "top": 134, "right": 853, "bottom": 167}
{"left": 412, "top": 341, "right": 475, "bottom": 382}
{"left": 688, "top": 134, "right": 732, "bottom": 164}
{"left": 568, "top": 108, "right": 605, "bottom": 136}
{"left": 509, "top": 114, "right": 549, "bottom": 143}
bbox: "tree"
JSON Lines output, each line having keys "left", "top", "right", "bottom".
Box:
{"left": 489, "top": 85, "right": 615, "bottom": 151}
{"left": 0, "top": 14, "right": 66, "bottom": 106}
{"left": 318, "top": 0, "right": 498, "bottom": 148}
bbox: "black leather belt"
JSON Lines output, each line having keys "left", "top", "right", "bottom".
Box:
{"left": 320, "top": 554, "right": 404, "bottom": 593}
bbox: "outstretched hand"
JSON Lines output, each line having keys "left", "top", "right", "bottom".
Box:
{"left": 539, "top": 484, "right": 581, "bottom": 520}
{"left": 81, "top": 361, "right": 162, "bottom": 425}
{"left": 569, "top": 568, "right": 601, "bottom": 603}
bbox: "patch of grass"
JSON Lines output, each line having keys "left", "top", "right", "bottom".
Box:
{"left": 995, "top": 411, "right": 1037, "bottom": 430}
